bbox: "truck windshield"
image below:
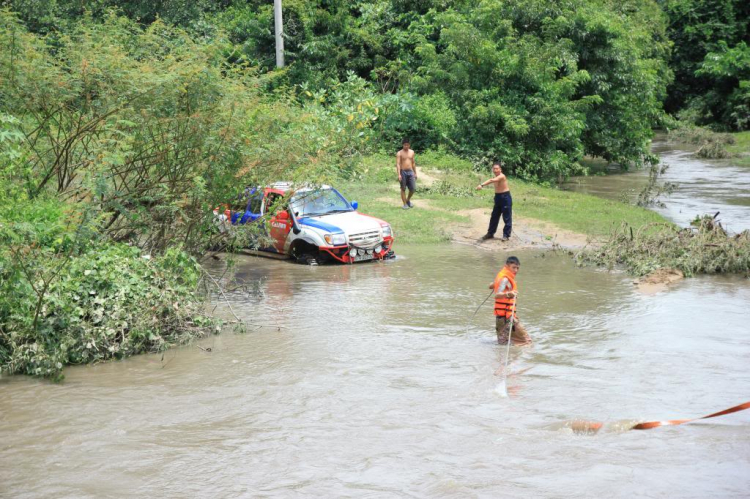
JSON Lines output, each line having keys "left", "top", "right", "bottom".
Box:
{"left": 289, "top": 188, "right": 352, "bottom": 217}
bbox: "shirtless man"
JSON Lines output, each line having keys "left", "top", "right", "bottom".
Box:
{"left": 396, "top": 139, "right": 417, "bottom": 209}
{"left": 476, "top": 161, "right": 513, "bottom": 241}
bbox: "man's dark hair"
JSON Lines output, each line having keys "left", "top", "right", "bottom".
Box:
{"left": 506, "top": 256, "right": 520, "bottom": 266}
{"left": 402, "top": 138, "right": 410, "bottom": 145}
{"left": 492, "top": 160, "right": 503, "bottom": 167}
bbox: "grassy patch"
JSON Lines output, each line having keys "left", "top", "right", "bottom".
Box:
{"left": 669, "top": 127, "right": 750, "bottom": 166}
{"left": 341, "top": 152, "right": 668, "bottom": 243}
{"left": 343, "top": 182, "right": 466, "bottom": 244}
{"left": 726, "top": 131, "right": 750, "bottom": 167}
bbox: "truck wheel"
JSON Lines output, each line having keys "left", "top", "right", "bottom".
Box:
{"left": 297, "top": 253, "right": 318, "bottom": 266}
{"left": 384, "top": 250, "right": 396, "bottom": 260}
{"left": 290, "top": 241, "right": 320, "bottom": 265}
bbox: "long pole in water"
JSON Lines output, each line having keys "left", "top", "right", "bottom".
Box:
{"left": 466, "top": 289, "right": 494, "bottom": 333}
{"left": 497, "top": 296, "right": 517, "bottom": 397}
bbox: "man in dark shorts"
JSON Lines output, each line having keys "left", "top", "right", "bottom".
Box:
{"left": 476, "top": 161, "right": 512, "bottom": 241}
{"left": 396, "top": 139, "right": 417, "bottom": 209}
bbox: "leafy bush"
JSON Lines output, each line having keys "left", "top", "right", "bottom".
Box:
{"left": 0, "top": 10, "right": 377, "bottom": 257}
{"left": 419, "top": 179, "right": 476, "bottom": 198}
{"left": 696, "top": 41, "right": 750, "bottom": 130}
{"left": 662, "top": 0, "right": 749, "bottom": 129}
{"left": 0, "top": 230, "right": 215, "bottom": 380}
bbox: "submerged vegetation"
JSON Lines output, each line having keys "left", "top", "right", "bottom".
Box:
{"left": 668, "top": 126, "right": 750, "bottom": 166}
{"left": 668, "top": 126, "right": 736, "bottom": 159}
{"left": 576, "top": 215, "right": 750, "bottom": 277}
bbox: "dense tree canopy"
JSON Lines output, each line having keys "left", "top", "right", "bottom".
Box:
{"left": 4, "top": 0, "right": 746, "bottom": 174}
{"left": 661, "top": 0, "right": 750, "bottom": 130}
{"left": 208, "top": 0, "right": 673, "bottom": 178}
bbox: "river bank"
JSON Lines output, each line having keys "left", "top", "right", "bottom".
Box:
{"left": 668, "top": 127, "right": 750, "bottom": 167}
{"left": 726, "top": 131, "right": 750, "bottom": 167}
{"left": 342, "top": 153, "right": 667, "bottom": 249}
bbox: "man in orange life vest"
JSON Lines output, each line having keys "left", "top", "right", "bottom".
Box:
{"left": 489, "top": 256, "right": 531, "bottom": 345}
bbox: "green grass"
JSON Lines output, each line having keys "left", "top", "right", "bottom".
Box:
{"left": 343, "top": 182, "right": 465, "bottom": 244}
{"left": 727, "top": 131, "right": 750, "bottom": 167}
{"left": 340, "top": 153, "right": 669, "bottom": 243}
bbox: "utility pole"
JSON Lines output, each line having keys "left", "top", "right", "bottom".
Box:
{"left": 274, "top": 0, "right": 284, "bottom": 68}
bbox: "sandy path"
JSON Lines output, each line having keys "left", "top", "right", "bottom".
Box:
{"left": 376, "top": 196, "right": 592, "bottom": 251}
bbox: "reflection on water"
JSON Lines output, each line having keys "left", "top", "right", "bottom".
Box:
{"left": 563, "top": 137, "right": 750, "bottom": 232}
{"left": 1, "top": 245, "right": 749, "bottom": 497}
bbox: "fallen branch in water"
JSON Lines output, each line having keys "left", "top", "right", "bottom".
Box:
{"left": 575, "top": 214, "right": 750, "bottom": 277}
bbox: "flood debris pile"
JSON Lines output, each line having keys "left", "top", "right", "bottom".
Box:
{"left": 576, "top": 215, "right": 750, "bottom": 277}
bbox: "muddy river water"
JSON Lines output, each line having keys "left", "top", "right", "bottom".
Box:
{"left": 2, "top": 140, "right": 750, "bottom": 497}
{"left": 563, "top": 137, "right": 750, "bottom": 232}
{"left": 2, "top": 242, "right": 749, "bottom": 497}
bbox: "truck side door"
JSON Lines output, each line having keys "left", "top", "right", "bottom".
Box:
{"left": 263, "top": 190, "right": 292, "bottom": 254}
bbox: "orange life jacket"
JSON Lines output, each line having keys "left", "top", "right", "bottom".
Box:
{"left": 493, "top": 266, "right": 518, "bottom": 318}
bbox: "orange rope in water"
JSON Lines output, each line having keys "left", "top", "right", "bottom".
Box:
{"left": 630, "top": 400, "right": 750, "bottom": 430}
{"left": 572, "top": 401, "right": 750, "bottom": 434}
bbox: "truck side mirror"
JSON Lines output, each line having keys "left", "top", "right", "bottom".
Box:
{"left": 351, "top": 201, "right": 358, "bottom": 210}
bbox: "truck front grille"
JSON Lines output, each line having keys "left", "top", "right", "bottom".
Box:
{"left": 348, "top": 230, "right": 381, "bottom": 247}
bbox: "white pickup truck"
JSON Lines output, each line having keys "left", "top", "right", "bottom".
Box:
{"left": 216, "top": 183, "right": 395, "bottom": 264}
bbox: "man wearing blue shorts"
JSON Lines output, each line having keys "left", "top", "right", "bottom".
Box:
{"left": 396, "top": 139, "right": 417, "bottom": 209}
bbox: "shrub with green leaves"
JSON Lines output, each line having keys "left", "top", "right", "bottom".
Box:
{"left": 0, "top": 239, "right": 215, "bottom": 380}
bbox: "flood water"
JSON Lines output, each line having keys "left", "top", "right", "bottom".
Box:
{"left": 2, "top": 245, "right": 749, "bottom": 498}
{"left": 563, "top": 137, "right": 750, "bottom": 232}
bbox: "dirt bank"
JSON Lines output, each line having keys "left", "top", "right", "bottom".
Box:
{"left": 634, "top": 268, "right": 685, "bottom": 295}
{"left": 376, "top": 196, "right": 592, "bottom": 251}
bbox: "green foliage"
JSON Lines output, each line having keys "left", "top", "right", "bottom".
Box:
{"left": 662, "top": 0, "right": 750, "bottom": 129}
{"left": 4, "top": 0, "right": 226, "bottom": 33}
{"left": 0, "top": 113, "right": 28, "bottom": 204}
{"left": 204, "top": 0, "right": 672, "bottom": 180}
{"left": 0, "top": 10, "right": 385, "bottom": 377}
{"left": 0, "top": 197, "right": 216, "bottom": 379}
{"left": 3, "top": 1, "right": 677, "bottom": 181}
{"left": 696, "top": 42, "right": 750, "bottom": 130}
{"left": 377, "top": 92, "right": 458, "bottom": 151}
{"left": 0, "top": 9, "right": 372, "bottom": 256}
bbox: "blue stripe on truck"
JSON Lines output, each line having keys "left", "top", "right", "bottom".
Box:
{"left": 297, "top": 217, "right": 344, "bottom": 234}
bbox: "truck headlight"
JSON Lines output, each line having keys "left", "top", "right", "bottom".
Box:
{"left": 381, "top": 225, "right": 392, "bottom": 238}
{"left": 324, "top": 233, "right": 347, "bottom": 246}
